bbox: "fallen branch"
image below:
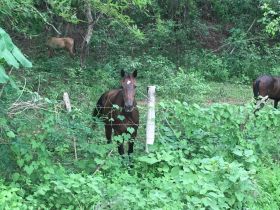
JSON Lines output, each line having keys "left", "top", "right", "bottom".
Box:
{"left": 212, "top": 36, "right": 265, "bottom": 53}
{"left": 93, "top": 149, "right": 114, "bottom": 175}
{"left": 230, "top": 18, "right": 256, "bottom": 54}
{"left": 8, "top": 100, "right": 48, "bottom": 116}
{"left": 253, "top": 95, "right": 269, "bottom": 115}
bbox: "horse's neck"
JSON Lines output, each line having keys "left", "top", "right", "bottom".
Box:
{"left": 105, "top": 89, "right": 124, "bottom": 108}
{"left": 116, "top": 89, "right": 125, "bottom": 107}
{"left": 106, "top": 88, "right": 136, "bottom": 109}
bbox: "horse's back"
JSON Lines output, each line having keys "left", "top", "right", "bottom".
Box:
{"left": 255, "top": 75, "right": 280, "bottom": 99}
{"left": 46, "top": 37, "right": 74, "bottom": 48}
{"left": 93, "top": 89, "right": 122, "bottom": 117}
{"left": 92, "top": 92, "right": 106, "bottom": 117}
{"left": 46, "top": 37, "right": 63, "bottom": 48}
{"left": 63, "top": 37, "right": 74, "bottom": 49}
{"left": 271, "top": 77, "right": 280, "bottom": 99}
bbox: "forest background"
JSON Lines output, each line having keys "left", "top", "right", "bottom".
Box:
{"left": 1, "top": 0, "right": 280, "bottom": 209}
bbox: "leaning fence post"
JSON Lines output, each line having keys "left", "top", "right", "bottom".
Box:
{"left": 146, "top": 86, "right": 156, "bottom": 153}
{"left": 63, "top": 92, "right": 77, "bottom": 160}
{"left": 63, "top": 92, "right": 72, "bottom": 112}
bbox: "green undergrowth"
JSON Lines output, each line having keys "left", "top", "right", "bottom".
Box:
{"left": 1, "top": 92, "right": 280, "bottom": 209}
{"left": 1, "top": 54, "right": 279, "bottom": 209}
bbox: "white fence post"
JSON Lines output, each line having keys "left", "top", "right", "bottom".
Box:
{"left": 146, "top": 86, "right": 156, "bottom": 153}
{"left": 63, "top": 92, "right": 77, "bottom": 160}
{"left": 63, "top": 92, "right": 72, "bottom": 112}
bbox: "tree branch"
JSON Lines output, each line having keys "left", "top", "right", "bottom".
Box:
{"left": 93, "top": 149, "right": 114, "bottom": 175}
{"left": 30, "top": 6, "right": 61, "bottom": 35}
{"left": 229, "top": 18, "right": 256, "bottom": 54}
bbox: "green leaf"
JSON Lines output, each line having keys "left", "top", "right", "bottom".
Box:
{"left": 12, "top": 47, "right": 32, "bottom": 68}
{"left": 113, "top": 135, "right": 123, "bottom": 142}
{"left": 0, "top": 65, "right": 9, "bottom": 83}
{"left": 232, "top": 147, "right": 243, "bottom": 156}
{"left": 127, "top": 127, "right": 135, "bottom": 134}
{"left": 117, "top": 114, "right": 125, "bottom": 121}
{"left": 122, "top": 133, "right": 131, "bottom": 141}
{"left": 0, "top": 48, "right": 19, "bottom": 68}
{"left": 6, "top": 130, "right": 16, "bottom": 138}
{"left": 138, "top": 155, "right": 159, "bottom": 164}
{"left": 0, "top": 27, "right": 32, "bottom": 69}
{"left": 24, "top": 165, "right": 34, "bottom": 175}
{"left": 17, "top": 159, "right": 24, "bottom": 168}
{"left": 112, "top": 104, "right": 120, "bottom": 110}
{"left": 235, "top": 192, "right": 244, "bottom": 202}
{"left": 244, "top": 149, "right": 253, "bottom": 157}
{"left": 161, "top": 152, "right": 174, "bottom": 162}
{"left": 12, "top": 173, "right": 20, "bottom": 182}
{"left": 170, "top": 166, "right": 180, "bottom": 177}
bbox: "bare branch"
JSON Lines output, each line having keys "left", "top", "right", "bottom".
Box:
{"left": 93, "top": 149, "right": 114, "bottom": 175}
{"left": 230, "top": 18, "right": 256, "bottom": 54}
{"left": 253, "top": 95, "right": 269, "bottom": 115}
{"left": 30, "top": 6, "right": 61, "bottom": 35}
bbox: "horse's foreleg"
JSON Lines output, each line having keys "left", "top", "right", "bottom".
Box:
{"left": 105, "top": 125, "right": 112, "bottom": 144}
{"left": 48, "top": 49, "right": 54, "bottom": 57}
{"left": 128, "top": 130, "right": 137, "bottom": 155}
{"left": 274, "top": 100, "right": 279, "bottom": 109}
{"left": 117, "top": 143, "right": 125, "bottom": 156}
{"left": 69, "top": 48, "right": 75, "bottom": 58}
{"left": 66, "top": 44, "right": 75, "bottom": 58}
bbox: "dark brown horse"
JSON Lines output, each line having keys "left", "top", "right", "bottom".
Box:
{"left": 253, "top": 75, "right": 280, "bottom": 109}
{"left": 93, "top": 70, "right": 139, "bottom": 156}
{"left": 46, "top": 37, "right": 76, "bottom": 58}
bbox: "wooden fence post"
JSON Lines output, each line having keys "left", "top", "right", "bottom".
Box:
{"left": 146, "top": 86, "right": 156, "bottom": 153}
{"left": 63, "top": 92, "right": 77, "bottom": 160}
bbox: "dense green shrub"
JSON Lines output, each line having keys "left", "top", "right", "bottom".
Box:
{"left": 159, "top": 69, "right": 210, "bottom": 103}
{"left": 255, "top": 166, "right": 280, "bottom": 209}
{"left": 2, "top": 97, "right": 280, "bottom": 209}
{"left": 2, "top": 1, "right": 280, "bottom": 209}
{"left": 0, "top": 181, "right": 27, "bottom": 209}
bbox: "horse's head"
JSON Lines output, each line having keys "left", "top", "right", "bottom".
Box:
{"left": 121, "top": 69, "right": 137, "bottom": 112}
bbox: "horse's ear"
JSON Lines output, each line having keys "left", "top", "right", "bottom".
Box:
{"left": 133, "top": 70, "right": 137, "bottom": 78}
{"left": 121, "top": 69, "right": 125, "bottom": 77}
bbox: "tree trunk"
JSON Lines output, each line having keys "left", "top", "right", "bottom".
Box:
{"left": 80, "top": 0, "right": 94, "bottom": 67}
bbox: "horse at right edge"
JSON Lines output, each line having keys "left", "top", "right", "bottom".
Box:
{"left": 253, "top": 75, "right": 280, "bottom": 111}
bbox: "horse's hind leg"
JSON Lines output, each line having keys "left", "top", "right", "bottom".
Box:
{"left": 105, "top": 125, "right": 112, "bottom": 144}
{"left": 69, "top": 48, "right": 75, "bottom": 58}
{"left": 274, "top": 100, "right": 279, "bottom": 109}
{"left": 67, "top": 43, "right": 75, "bottom": 58}
{"left": 128, "top": 141, "right": 134, "bottom": 155}
{"left": 48, "top": 49, "right": 54, "bottom": 57}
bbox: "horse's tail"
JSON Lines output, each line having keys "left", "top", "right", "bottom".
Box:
{"left": 253, "top": 79, "right": 260, "bottom": 100}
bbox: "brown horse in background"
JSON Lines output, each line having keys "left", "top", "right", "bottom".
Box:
{"left": 253, "top": 75, "right": 280, "bottom": 110}
{"left": 46, "top": 37, "right": 76, "bottom": 58}
{"left": 93, "top": 70, "right": 139, "bottom": 156}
